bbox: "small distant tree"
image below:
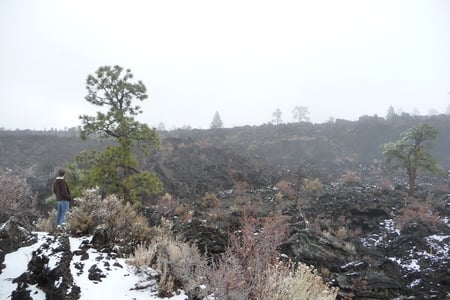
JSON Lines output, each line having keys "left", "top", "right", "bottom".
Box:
{"left": 272, "top": 108, "right": 282, "bottom": 125}
{"left": 386, "top": 105, "right": 396, "bottom": 120}
{"left": 382, "top": 124, "right": 443, "bottom": 195}
{"left": 292, "top": 106, "right": 310, "bottom": 122}
{"left": 157, "top": 122, "right": 166, "bottom": 131}
{"left": 79, "top": 65, "right": 163, "bottom": 203}
{"left": 210, "top": 111, "right": 223, "bottom": 129}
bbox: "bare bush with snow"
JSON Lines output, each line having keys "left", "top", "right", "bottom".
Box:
{"left": 0, "top": 168, "right": 38, "bottom": 226}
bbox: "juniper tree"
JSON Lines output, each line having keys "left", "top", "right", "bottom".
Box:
{"left": 292, "top": 106, "right": 310, "bottom": 122}
{"left": 382, "top": 123, "right": 443, "bottom": 196}
{"left": 210, "top": 111, "right": 223, "bottom": 129}
{"left": 79, "top": 65, "right": 162, "bottom": 203}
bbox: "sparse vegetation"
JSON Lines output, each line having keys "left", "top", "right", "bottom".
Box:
{"left": 340, "top": 170, "right": 361, "bottom": 185}
{"left": 2, "top": 114, "right": 450, "bottom": 299}
{"left": 394, "top": 203, "right": 445, "bottom": 231}
{"left": 0, "top": 168, "right": 39, "bottom": 226}
{"left": 128, "top": 218, "right": 208, "bottom": 297}
{"left": 205, "top": 214, "right": 338, "bottom": 300}
{"left": 65, "top": 190, "right": 152, "bottom": 243}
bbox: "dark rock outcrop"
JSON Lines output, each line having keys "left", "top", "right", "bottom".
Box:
{"left": 12, "top": 234, "right": 81, "bottom": 300}
{"left": 0, "top": 217, "right": 36, "bottom": 254}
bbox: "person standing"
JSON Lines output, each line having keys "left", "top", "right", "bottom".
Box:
{"left": 53, "top": 168, "right": 71, "bottom": 228}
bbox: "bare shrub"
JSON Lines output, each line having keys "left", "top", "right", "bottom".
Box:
{"left": 335, "top": 227, "right": 348, "bottom": 240}
{"left": 379, "top": 178, "right": 394, "bottom": 191}
{"left": 275, "top": 191, "right": 284, "bottom": 203}
{"left": 36, "top": 209, "right": 57, "bottom": 232}
{"left": 207, "top": 206, "right": 229, "bottom": 223}
{"left": 201, "top": 192, "right": 219, "bottom": 208}
{"left": 340, "top": 170, "right": 361, "bottom": 185}
{"left": 0, "top": 168, "right": 39, "bottom": 226}
{"left": 276, "top": 180, "right": 296, "bottom": 199}
{"left": 206, "top": 214, "right": 290, "bottom": 299}
{"left": 205, "top": 214, "right": 337, "bottom": 299}
{"left": 99, "top": 195, "right": 152, "bottom": 242}
{"left": 234, "top": 181, "right": 249, "bottom": 194}
{"left": 66, "top": 191, "right": 152, "bottom": 243}
{"left": 128, "top": 218, "right": 208, "bottom": 297}
{"left": 66, "top": 191, "right": 102, "bottom": 234}
{"left": 156, "top": 193, "right": 177, "bottom": 214}
{"left": 304, "top": 178, "right": 323, "bottom": 194}
{"left": 260, "top": 262, "right": 338, "bottom": 300}
{"left": 432, "top": 183, "right": 449, "bottom": 195}
{"left": 394, "top": 204, "right": 445, "bottom": 231}
{"left": 127, "top": 242, "right": 154, "bottom": 267}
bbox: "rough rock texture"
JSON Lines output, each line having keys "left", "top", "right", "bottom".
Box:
{"left": 0, "top": 249, "right": 4, "bottom": 272}
{"left": 146, "top": 138, "right": 271, "bottom": 198}
{"left": 174, "top": 219, "right": 227, "bottom": 257}
{"left": 12, "top": 234, "right": 80, "bottom": 300}
{"left": 169, "top": 181, "right": 450, "bottom": 299}
{"left": 0, "top": 217, "right": 36, "bottom": 254}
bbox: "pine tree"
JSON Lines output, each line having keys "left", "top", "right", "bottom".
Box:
{"left": 78, "top": 65, "right": 162, "bottom": 203}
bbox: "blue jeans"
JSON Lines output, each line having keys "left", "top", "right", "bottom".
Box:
{"left": 56, "top": 200, "right": 70, "bottom": 226}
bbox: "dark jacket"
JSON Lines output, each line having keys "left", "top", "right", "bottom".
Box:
{"left": 53, "top": 177, "right": 71, "bottom": 201}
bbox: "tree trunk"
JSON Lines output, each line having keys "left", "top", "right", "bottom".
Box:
{"left": 408, "top": 168, "right": 416, "bottom": 196}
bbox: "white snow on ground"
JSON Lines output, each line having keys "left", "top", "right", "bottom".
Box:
{"left": 360, "top": 219, "right": 400, "bottom": 248}
{"left": 0, "top": 232, "right": 48, "bottom": 300}
{"left": 360, "top": 217, "right": 450, "bottom": 292}
{"left": 0, "top": 232, "right": 188, "bottom": 300}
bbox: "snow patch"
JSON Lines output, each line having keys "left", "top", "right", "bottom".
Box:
{"left": 0, "top": 232, "right": 188, "bottom": 300}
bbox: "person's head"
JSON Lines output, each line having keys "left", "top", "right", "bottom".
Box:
{"left": 58, "top": 168, "right": 65, "bottom": 177}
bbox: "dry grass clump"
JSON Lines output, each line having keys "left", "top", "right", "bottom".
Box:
{"left": 276, "top": 180, "right": 296, "bottom": 199}
{"left": 261, "top": 262, "right": 339, "bottom": 300}
{"left": 128, "top": 215, "right": 338, "bottom": 299}
{"left": 394, "top": 204, "right": 445, "bottom": 231}
{"left": 36, "top": 209, "right": 57, "bottom": 232}
{"left": 128, "top": 218, "right": 207, "bottom": 297}
{"left": 304, "top": 178, "right": 323, "bottom": 193}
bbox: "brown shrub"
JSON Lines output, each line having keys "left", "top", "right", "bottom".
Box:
{"left": 205, "top": 214, "right": 338, "bottom": 299}
{"left": 66, "top": 191, "right": 152, "bottom": 243}
{"left": 36, "top": 209, "right": 57, "bottom": 232}
{"left": 394, "top": 204, "right": 445, "bottom": 231}
{"left": 335, "top": 227, "right": 348, "bottom": 240}
{"left": 379, "top": 178, "right": 394, "bottom": 191}
{"left": 234, "top": 181, "right": 250, "bottom": 193}
{"left": 206, "top": 214, "right": 290, "bottom": 299}
{"left": 304, "top": 178, "right": 323, "bottom": 194}
{"left": 156, "top": 193, "right": 177, "bottom": 214}
{"left": 276, "top": 180, "right": 296, "bottom": 199}
{"left": 128, "top": 218, "right": 208, "bottom": 297}
{"left": 201, "top": 192, "right": 219, "bottom": 208}
{"left": 340, "top": 170, "right": 361, "bottom": 185}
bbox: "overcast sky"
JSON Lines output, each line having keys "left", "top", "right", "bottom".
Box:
{"left": 1, "top": 0, "right": 449, "bottom": 130}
